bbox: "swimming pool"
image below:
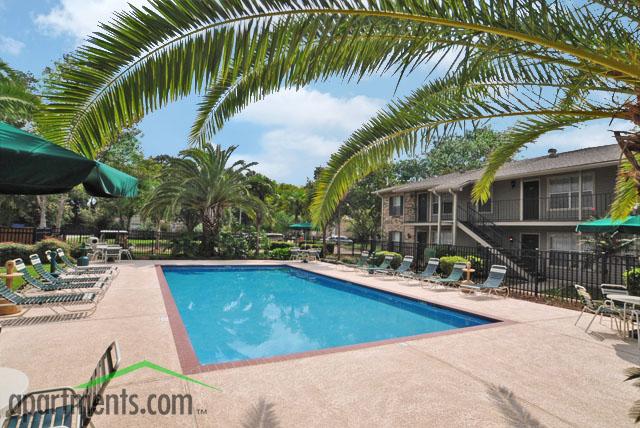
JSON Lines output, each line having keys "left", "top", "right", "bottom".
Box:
{"left": 159, "top": 265, "right": 497, "bottom": 370}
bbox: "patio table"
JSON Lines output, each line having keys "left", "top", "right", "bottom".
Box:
{"left": 0, "top": 367, "right": 28, "bottom": 423}
{"left": 607, "top": 295, "right": 640, "bottom": 337}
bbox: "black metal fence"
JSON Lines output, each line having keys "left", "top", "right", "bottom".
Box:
{"left": 327, "top": 240, "right": 639, "bottom": 303}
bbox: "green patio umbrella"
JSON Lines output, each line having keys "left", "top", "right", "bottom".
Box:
{"left": 576, "top": 216, "right": 640, "bottom": 234}
{"left": 0, "top": 121, "right": 137, "bottom": 197}
{"left": 289, "top": 222, "right": 313, "bottom": 230}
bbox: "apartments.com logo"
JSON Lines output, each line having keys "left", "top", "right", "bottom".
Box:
{"left": 9, "top": 360, "right": 219, "bottom": 417}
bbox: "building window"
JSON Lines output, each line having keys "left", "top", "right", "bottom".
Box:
{"left": 442, "top": 202, "right": 453, "bottom": 214}
{"left": 389, "top": 195, "right": 403, "bottom": 216}
{"left": 389, "top": 231, "right": 402, "bottom": 243}
{"left": 440, "top": 230, "right": 453, "bottom": 244}
{"left": 548, "top": 173, "right": 593, "bottom": 210}
{"left": 432, "top": 200, "right": 439, "bottom": 215}
{"left": 548, "top": 232, "right": 578, "bottom": 267}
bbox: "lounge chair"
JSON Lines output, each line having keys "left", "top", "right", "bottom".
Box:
{"left": 29, "top": 254, "right": 104, "bottom": 284}
{"left": 459, "top": 265, "right": 509, "bottom": 296}
{"left": 574, "top": 284, "right": 621, "bottom": 333}
{"left": 425, "top": 262, "right": 466, "bottom": 288}
{"left": 344, "top": 251, "right": 369, "bottom": 271}
{"left": 406, "top": 258, "right": 440, "bottom": 282}
{"left": 367, "top": 255, "right": 394, "bottom": 274}
{"left": 0, "top": 279, "right": 99, "bottom": 318}
{"left": 56, "top": 248, "right": 118, "bottom": 276}
{"left": 3, "top": 341, "right": 120, "bottom": 428}
{"left": 15, "top": 258, "right": 107, "bottom": 292}
{"left": 390, "top": 256, "right": 414, "bottom": 276}
{"left": 46, "top": 250, "right": 116, "bottom": 278}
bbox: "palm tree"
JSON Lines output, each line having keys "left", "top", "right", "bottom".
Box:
{"left": 142, "top": 144, "right": 259, "bottom": 256}
{"left": 0, "top": 59, "right": 38, "bottom": 125}
{"left": 40, "top": 0, "right": 640, "bottom": 225}
{"left": 247, "top": 173, "right": 274, "bottom": 255}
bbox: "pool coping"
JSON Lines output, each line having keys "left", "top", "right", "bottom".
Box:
{"left": 155, "top": 263, "right": 515, "bottom": 374}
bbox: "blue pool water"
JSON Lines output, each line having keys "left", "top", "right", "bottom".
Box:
{"left": 162, "top": 266, "right": 494, "bottom": 365}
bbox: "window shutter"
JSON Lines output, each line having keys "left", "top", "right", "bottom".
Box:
{"left": 399, "top": 196, "right": 404, "bottom": 215}
{"left": 389, "top": 197, "right": 393, "bottom": 215}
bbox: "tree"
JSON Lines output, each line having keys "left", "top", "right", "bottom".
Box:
{"left": 247, "top": 173, "right": 274, "bottom": 254}
{"left": 0, "top": 59, "right": 38, "bottom": 126}
{"left": 38, "top": 1, "right": 640, "bottom": 225}
{"left": 141, "top": 145, "right": 259, "bottom": 256}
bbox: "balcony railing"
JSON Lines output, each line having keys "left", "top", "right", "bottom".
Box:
{"left": 409, "top": 192, "right": 613, "bottom": 223}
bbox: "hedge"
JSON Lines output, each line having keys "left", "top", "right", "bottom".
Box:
{"left": 269, "top": 241, "right": 293, "bottom": 250}
{"left": 0, "top": 238, "right": 71, "bottom": 266}
{"left": 269, "top": 247, "right": 291, "bottom": 260}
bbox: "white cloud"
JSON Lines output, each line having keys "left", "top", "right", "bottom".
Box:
{"left": 519, "top": 119, "right": 633, "bottom": 159}
{"left": 0, "top": 35, "right": 25, "bottom": 55}
{"left": 34, "top": 0, "right": 150, "bottom": 41}
{"left": 233, "top": 88, "right": 384, "bottom": 183}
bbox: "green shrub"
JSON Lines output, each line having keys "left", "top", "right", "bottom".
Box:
{"left": 0, "top": 243, "right": 33, "bottom": 265}
{"left": 218, "top": 231, "right": 249, "bottom": 259}
{"left": 33, "top": 238, "right": 71, "bottom": 261}
{"left": 269, "top": 247, "right": 291, "bottom": 260}
{"left": 624, "top": 267, "right": 640, "bottom": 295}
{"left": 372, "top": 251, "right": 402, "bottom": 269}
{"left": 170, "top": 235, "right": 200, "bottom": 258}
{"left": 269, "top": 241, "right": 293, "bottom": 250}
{"left": 439, "top": 255, "right": 476, "bottom": 276}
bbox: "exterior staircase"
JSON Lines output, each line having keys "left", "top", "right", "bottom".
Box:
{"left": 457, "top": 204, "right": 540, "bottom": 281}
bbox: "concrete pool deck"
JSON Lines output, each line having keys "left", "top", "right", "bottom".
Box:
{"left": 0, "top": 260, "right": 638, "bottom": 427}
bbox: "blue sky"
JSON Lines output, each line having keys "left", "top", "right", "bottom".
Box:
{"left": 0, "top": 0, "right": 630, "bottom": 184}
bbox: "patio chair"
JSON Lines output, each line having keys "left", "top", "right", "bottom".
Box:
{"left": 406, "top": 258, "right": 440, "bottom": 282}
{"left": 425, "top": 262, "right": 466, "bottom": 288}
{"left": 601, "top": 283, "right": 629, "bottom": 297}
{"left": 344, "top": 251, "right": 369, "bottom": 271}
{"left": 459, "top": 265, "right": 509, "bottom": 297}
{"left": 46, "top": 250, "right": 114, "bottom": 280}
{"left": 390, "top": 256, "right": 414, "bottom": 277}
{"left": 15, "top": 258, "right": 107, "bottom": 293}
{"left": 3, "top": 341, "right": 121, "bottom": 428}
{"left": 29, "top": 254, "right": 104, "bottom": 284}
{"left": 56, "top": 248, "right": 117, "bottom": 276}
{"left": 574, "top": 284, "right": 621, "bottom": 333}
{"left": 0, "top": 279, "right": 99, "bottom": 318}
{"left": 367, "top": 255, "right": 394, "bottom": 275}
{"left": 290, "top": 248, "right": 302, "bottom": 261}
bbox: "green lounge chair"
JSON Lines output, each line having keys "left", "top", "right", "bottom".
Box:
{"left": 15, "top": 258, "right": 107, "bottom": 292}
{"left": 46, "top": 250, "right": 116, "bottom": 278}
{"left": 425, "top": 262, "right": 466, "bottom": 288}
{"left": 344, "top": 251, "right": 369, "bottom": 270}
{"left": 459, "top": 265, "right": 509, "bottom": 296}
{"left": 368, "top": 255, "right": 394, "bottom": 274}
{"left": 56, "top": 248, "right": 118, "bottom": 276}
{"left": 390, "top": 256, "right": 414, "bottom": 276}
{"left": 0, "top": 279, "right": 99, "bottom": 318}
{"left": 406, "top": 258, "right": 440, "bottom": 282}
{"left": 4, "top": 341, "right": 120, "bottom": 428}
{"left": 29, "top": 254, "right": 104, "bottom": 284}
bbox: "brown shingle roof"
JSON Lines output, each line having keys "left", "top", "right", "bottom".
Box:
{"left": 376, "top": 144, "right": 621, "bottom": 195}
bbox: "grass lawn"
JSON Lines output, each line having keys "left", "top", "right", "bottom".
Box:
{"left": 0, "top": 264, "right": 50, "bottom": 289}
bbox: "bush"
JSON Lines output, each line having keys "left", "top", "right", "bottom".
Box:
{"left": 0, "top": 243, "right": 33, "bottom": 265}
{"left": 33, "top": 238, "right": 70, "bottom": 261}
{"left": 170, "top": 235, "right": 200, "bottom": 258}
{"left": 372, "top": 251, "right": 402, "bottom": 269}
{"left": 269, "top": 241, "right": 293, "bottom": 250}
{"left": 439, "top": 255, "right": 475, "bottom": 276}
{"left": 269, "top": 247, "right": 291, "bottom": 260}
{"left": 624, "top": 267, "right": 640, "bottom": 295}
{"left": 218, "top": 231, "right": 249, "bottom": 259}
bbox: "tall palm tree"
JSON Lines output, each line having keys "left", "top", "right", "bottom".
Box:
{"left": 142, "top": 144, "right": 259, "bottom": 256}
{"left": 0, "top": 59, "right": 38, "bottom": 125}
{"left": 40, "top": 0, "right": 640, "bottom": 225}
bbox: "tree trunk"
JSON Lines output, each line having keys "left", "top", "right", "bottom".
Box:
{"left": 36, "top": 195, "right": 47, "bottom": 228}
{"left": 321, "top": 223, "right": 327, "bottom": 257}
{"left": 255, "top": 216, "right": 262, "bottom": 258}
{"left": 55, "top": 194, "right": 66, "bottom": 230}
{"left": 201, "top": 206, "right": 221, "bottom": 257}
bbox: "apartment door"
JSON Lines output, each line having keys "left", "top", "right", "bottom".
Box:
{"left": 416, "top": 231, "right": 428, "bottom": 268}
{"left": 522, "top": 181, "right": 540, "bottom": 220}
{"left": 520, "top": 233, "right": 540, "bottom": 272}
